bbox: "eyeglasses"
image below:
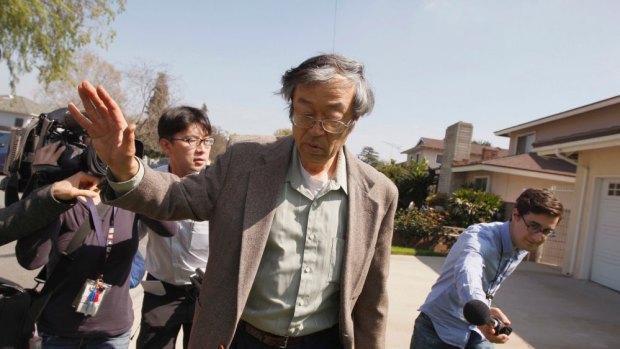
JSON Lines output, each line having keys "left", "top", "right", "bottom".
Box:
{"left": 291, "top": 114, "right": 355, "bottom": 134}
{"left": 519, "top": 215, "right": 556, "bottom": 237}
{"left": 168, "top": 137, "right": 215, "bottom": 149}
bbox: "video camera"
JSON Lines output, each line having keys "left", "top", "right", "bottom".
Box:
{"left": 0, "top": 107, "right": 142, "bottom": 206}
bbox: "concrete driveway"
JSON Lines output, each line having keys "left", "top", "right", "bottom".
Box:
{"left": 3, "top": 237, "right": 619, "bottom": 348}
{"left": 387, "top": 255, "right": 620, "bottom": 349}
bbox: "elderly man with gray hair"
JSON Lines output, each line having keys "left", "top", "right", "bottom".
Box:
{"left": 69, "top": 54, "right": 398, "bottom": 349}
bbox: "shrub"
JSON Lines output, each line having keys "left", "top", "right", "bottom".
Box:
{"left": 426, "top": 192, "right": 448, "bottom": 209}
{"left": 446, "top": 189, "right": 503, "bottom": 228}
{"left": 394, "top": 208, "right": 445, "bottom": 241}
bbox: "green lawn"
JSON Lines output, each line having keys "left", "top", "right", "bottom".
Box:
{"left": 391, "top": 246, "right": 447, "bottom": 257}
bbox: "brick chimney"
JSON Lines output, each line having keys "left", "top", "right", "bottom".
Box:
{"left": 481, "top": 147, "right": 499, "bottom": 161}
{"left": 438, "top": 121, "right": 473, "bottom": 193}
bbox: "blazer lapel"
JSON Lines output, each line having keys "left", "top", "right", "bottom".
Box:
{"left": 341, "top": 147, "right": 381, "bottom": 297}
{"left": 237, "top": 137, "right": 294, "bottom": 313}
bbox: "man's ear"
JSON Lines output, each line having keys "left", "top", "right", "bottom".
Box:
{"left": 159, "top": 138, "right": 172, "bottom": 154}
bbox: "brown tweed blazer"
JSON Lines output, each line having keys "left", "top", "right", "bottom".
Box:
{"left": 101, "top": 136, "right": 398, "bottom": 349}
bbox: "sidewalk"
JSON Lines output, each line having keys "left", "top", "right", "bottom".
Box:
{"left": 387, "top": 255, "right": 620, "bottom": 349}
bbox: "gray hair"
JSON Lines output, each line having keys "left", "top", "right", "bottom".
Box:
{"left": 279, "top": 54, "right": 375, "bottom": 118}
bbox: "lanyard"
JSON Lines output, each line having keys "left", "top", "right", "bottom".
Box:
{"left": 86, "top": 197, "right": 116, "bottom": 268}
{"left": 486, "top": 234, "right": 509, "bottom": 300}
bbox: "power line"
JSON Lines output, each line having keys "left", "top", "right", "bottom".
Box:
{"left": 332, "top": 0, "right": 338, "bottom": 53}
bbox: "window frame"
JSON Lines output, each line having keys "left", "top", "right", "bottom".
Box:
{"left": 473, "top": 175, "right": 490, "bottom": 192}
{"left": 515, "top": 132, "right": 535, "bottom": 154}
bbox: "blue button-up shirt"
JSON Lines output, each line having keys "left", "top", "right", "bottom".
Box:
{"left": 419, "top": 221, "right": 528, "bottom": 348}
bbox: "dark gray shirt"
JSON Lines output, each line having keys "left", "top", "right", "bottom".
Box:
{"left": 15, "top": 198, "right": 138, "bottom": 337}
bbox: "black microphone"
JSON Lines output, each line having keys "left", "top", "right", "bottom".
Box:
{"left": 463, "top": 300, "right": 513, "bottom": 336}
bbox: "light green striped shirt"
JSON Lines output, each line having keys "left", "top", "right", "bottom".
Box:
{"left": 241, "top": 148, "right": 348, "bottom": 336}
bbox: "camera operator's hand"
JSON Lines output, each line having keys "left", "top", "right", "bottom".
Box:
{"left": 68, "top": 81, "right": 139, "bottom": 182}
{"left": 33, "top": 142, "right": 66, "bottom": 166}
{"left": 51, "top": 171, "right": 99, "bottom": 201}
{"left": 478, "top": 307, "right": 511, "bottom": 344}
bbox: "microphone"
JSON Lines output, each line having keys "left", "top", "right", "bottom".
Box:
{"left": 463, "top": 300, "right": 513, "bottom": 336}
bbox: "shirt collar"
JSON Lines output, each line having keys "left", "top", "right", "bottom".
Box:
{"left": 501, "top": 221, "right": 528, "bottom": 257}
{"left": 500, "top": 221, "right": 516, "bottom": 254}
{"left": 287, "top": 146, "right": 348, "bottom": 195}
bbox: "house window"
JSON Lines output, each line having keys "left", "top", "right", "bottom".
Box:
{"left": 609, "top": 183, "right": 620, "bottom": 196}
{"left": 473, "top": 176, "right": 490, "bottom": 192}
{"left": 516, "top": 133, "right": 535, "bottom": 154}
{"left": 436, "top": 154, "right": 443, "bottom": 164}
{"left": 415, "top": 154, "right": 420, "bottom": 163}
{"left": 14, "top": 118, "right": 24, "bottom": 127}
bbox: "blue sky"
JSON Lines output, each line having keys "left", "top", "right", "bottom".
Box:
{"left": 3, "top": 0, "right": 620, "bottom": 161}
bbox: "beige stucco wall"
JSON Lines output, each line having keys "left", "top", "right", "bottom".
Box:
{"left": 506, "top": 103, "right": 620, "bottom": 154}
{"left": 567, "top": 146, "right": 620, "bottom": 279}
{"left": 0, "top": 111, "right": 29, "bottom": 127}
{"left": 422, "top": 148, "right": 442, "bottom": 169}
{"left": 463, "top": 171, "right": 575, "bottom": 210}
{"left": 405, "top": 148, "right": 443, "bottom": 169}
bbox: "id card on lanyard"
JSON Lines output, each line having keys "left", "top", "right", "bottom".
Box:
{"left": 72, "top": 197, "right": 116, "bottom": 317}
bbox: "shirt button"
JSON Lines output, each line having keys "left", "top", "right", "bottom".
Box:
{"left": 304, "top": 267, "right": 310, "bottom": 273}
{"left": 298, "top": 300, "right": 303, "bottom": 306}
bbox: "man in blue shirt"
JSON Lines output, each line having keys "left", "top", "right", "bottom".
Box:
{"left": 411, "top": 188, "right": 563, "bottom": 349}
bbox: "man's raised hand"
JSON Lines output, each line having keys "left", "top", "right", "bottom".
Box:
{"left": 68, "top": 81, "right": 139, "bottom": 181}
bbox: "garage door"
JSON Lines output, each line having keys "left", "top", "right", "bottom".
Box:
{"left": 591, "top": 178, "right": 620, "bottom": 291}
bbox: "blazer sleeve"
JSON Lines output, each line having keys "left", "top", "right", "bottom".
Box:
{"left": 353, "top": 191, "right": 398, "bottom": 348}
{"left": 136, "top": 214, "right": 179, "bottom": 237}
{"left": 100, "top": 145, "right": 235, "bottom": 222}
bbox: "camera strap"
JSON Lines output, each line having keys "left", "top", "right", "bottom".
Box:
{"left": 3, "top": 172, "right": 20, "bottom": 207}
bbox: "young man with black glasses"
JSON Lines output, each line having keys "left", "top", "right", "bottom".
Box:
{"left": 136, "top": 106, "right": 213, "bottom": 349}
{"left": 410, "top": 188, "right": 563, "bottom": 349}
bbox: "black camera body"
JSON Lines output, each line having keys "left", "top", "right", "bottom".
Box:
{"left": 1, "top": 108, "right": 141, "bottom": 206}
{"left": 35, "top": 108, "right": 108, "bottom": 178}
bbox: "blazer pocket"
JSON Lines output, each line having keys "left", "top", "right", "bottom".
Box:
{"left": 328, "top": 237, "right": 345, "bottom": 283}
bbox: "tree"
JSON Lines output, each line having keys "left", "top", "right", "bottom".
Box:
{"left": 198, "top": 102, "right": 228, "bottom": 162}
{"left": 36, "top": 51, "right": 127, "bottom": 111}
{"left": 209, "top": 126, "right": 229, "bottom": 162}
{"left": 274, "top": 128, "right": 292, "bottom": 137}
{"left": 135, "top": 72, "right": 171, "bottom": 157}
{"left": 377, "top": 158, "right": 436, "bottom": 209}
{"left": 472, "top": 140, "right": 492, "bottom": 146}
{"left": 399, "top": 159, "right": 437, "bottom": 209}
{"left": 122, "top": 61, "right": 175, "bottom": 118}
{"left": 358, "top": 146, "right": 381, "bottom": 167}
{"left": 1, "top": 0, "right": 126, "bottom": 92}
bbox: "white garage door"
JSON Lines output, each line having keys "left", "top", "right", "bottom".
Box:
{"left": 591, "top": 178, "right": 620, "bottom": 291}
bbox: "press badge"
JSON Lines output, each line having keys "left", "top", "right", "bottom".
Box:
{"left": 72, "top": 278, "right": 110, "bottom": 316}
{"left": 29, "top": 324, "right": 41, "bottom": 349}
